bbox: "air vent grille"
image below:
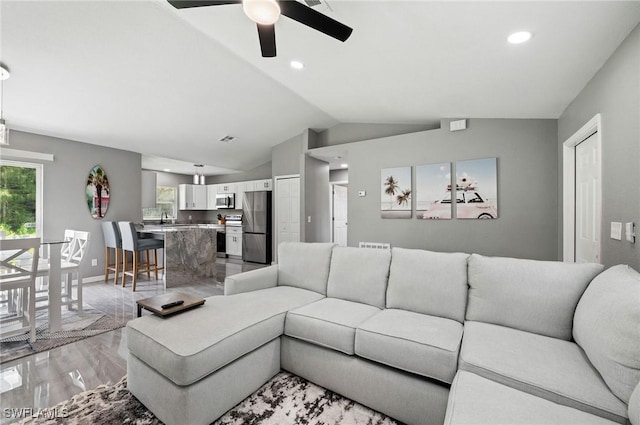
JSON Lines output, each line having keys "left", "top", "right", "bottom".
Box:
{"left": 304, "top": 0, "right": 322, "bottom": 7}
{"left": 219, "top": 135, "right": 235, "bottom": 143}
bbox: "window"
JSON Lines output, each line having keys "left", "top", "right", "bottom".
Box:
{"left": 0, "top": 160, "right": 43, "bottom": 236}
{"left": 142, "top": 186, "right": 177, "bottom": 220}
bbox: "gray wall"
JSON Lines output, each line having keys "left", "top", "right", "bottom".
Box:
{"left": 316, "top": 122, "right": 440, "bottom": 147}
{"left": 302, "top": 155, "right": 331, "bottom": 242}
{"left": 272, "top": 133, "right": 304, "bottom": 177}
{"left": 344, "top": 119, "right": 559, "bottom": 260}
{"left": 8, "top": 130, "right": 142, "bottom": 279}
{"left": 558, "top": 24, "right": 640, "bottom": 270}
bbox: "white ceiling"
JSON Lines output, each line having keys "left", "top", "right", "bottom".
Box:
{"left": 2, "top": 1, "right": 639, "bottom": 175}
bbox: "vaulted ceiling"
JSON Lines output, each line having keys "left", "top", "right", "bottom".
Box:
{"left": 2, "top": 1, "right": 639, "bottom": 174}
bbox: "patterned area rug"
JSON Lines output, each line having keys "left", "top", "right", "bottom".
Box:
{"left": 0, "top": 309, "right": 126, "bottom": 364}
{"left": 15, "top": 372, "right": 401, "bottom": 425}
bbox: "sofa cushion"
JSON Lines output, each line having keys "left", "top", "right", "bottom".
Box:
{"left": 466, "top": 254, "right": 603, "bottom": 340}
{"left": 277, "top": 242, "right": 335, "bottom": 295}
{"left": 386, "top": 247, "right": 469, "bottom": 322}
{"left": 355, "top": 309, "right": 463, "bottom": 384}
{"left": 573, "top": 264, "right": 640, "bottom": 404}
{"left": 285, "top": 298, "right": 380, "bottom": 355}
{"left": 127, "top": 286, "right": 323, "bottom": 386}
{"left": 459, "top": 321, "right": 628, "bottom": 423}
{"left": 326, "top": 247, "right": 391, "bottom": 308}
{"left": 444, "top": 371, "right": 620, "bottom": 425}
{"left": 629, "top": 383, "right": 640, "bottom": 425}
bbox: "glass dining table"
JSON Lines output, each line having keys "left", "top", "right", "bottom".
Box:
{"left": 40, "top": 238, "right": 70, "bottom": 332}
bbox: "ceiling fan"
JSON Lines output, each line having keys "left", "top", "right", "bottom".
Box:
{"left": 167, "top": 0, "right": 353, "bottom": 57}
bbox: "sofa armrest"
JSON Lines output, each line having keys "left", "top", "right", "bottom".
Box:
{"left": 224, "top": 265, "right": 278, "bottom": 295}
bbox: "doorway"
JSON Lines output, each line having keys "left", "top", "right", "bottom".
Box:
{"left": 563, "top": 114, "right": 602, "bottom": 263}
{"left": 332, "top": 184, "right": 348, "bottom": 247}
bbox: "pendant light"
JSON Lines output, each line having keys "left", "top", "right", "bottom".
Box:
{"left": 0, "top": 65, "right": 10, "bottom": 146}
{"left": 193, "top": 164, "right": 204, "bottom": 185}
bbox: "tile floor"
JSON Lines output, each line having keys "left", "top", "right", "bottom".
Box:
{"left": 0, "top": 257, "right": 266, "bottom": 424}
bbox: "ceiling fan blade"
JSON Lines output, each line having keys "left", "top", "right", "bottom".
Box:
{"left": 278, "top": 0, "right": 352, "bottom": 42}
{"left": 167, "top": 0, "right": 240, "bottom": 9}
{"left": 257, "top": 24, "right": 277, "bottom": 57}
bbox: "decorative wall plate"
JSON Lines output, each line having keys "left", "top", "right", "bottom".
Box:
{"left": 86, "top": 165, "right": 110, "bottom": 219}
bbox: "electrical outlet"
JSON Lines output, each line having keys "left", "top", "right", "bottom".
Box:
{"left": 91, "top": 259, "right": 98, "bottom": 267}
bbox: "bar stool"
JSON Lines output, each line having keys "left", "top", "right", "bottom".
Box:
{"left": 101, "top": 222, "right": 122, "bottom": 284}
{"left": 118, "top": 222, "right": 164, "bottom": 291}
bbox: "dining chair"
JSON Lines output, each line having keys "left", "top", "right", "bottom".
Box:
{"left": 118, "top": 222, "right": 163, "bottom": 291}
{"left": 101, "top": 221, "right": 122, "bottom": 284}
{"left": 36, "top": 230, "right": 91, "bottom": 313}
{"left": 0, "top": 237, "right": 40, "bottom": 342}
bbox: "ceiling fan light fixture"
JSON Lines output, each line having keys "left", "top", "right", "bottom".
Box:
{"left": 243, "top": 0, "right": 281, "bottom": 25}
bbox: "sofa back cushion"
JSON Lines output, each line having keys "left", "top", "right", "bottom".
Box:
{"left": 573, "top": 264, "right": 640, "bottom": 404}
{"left": 277, "top": 242, "right": 335, "bottom": 295}
{"left": 386, "top": 248, "right": 469, "bottom": 322}
{"left": 466, "top": 254, "right": 603, "bottom": 340}
{"left": 327, "top": 247, "right": 391, "bottom": 308}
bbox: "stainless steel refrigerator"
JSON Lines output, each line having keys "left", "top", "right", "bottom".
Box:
{"left": 242, "top": 191, "right": 272, "bottom": 264}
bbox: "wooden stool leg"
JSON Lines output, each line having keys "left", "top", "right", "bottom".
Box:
{"left": 122, "top": 250, "right": 128, "bottom": 287}
{"left": 153, "top": 249, "right": 159, "bottom": 280}
{"left": 145, "top": 250, "right": 151, "bottom": 279}
{"left": 104, "top": 247, "right": 110, "bottom": 282}
{"left": 113, "top": 248, "right": 120, "bottom": 285}
{"left": 132, "top": 251, "right": 138, "bottom": 292}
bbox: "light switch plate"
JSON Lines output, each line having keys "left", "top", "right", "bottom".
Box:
{"left": 358, "top": 191, "right": 366, "bottom": 197}
{"left": 625, "top": 222, "right": 636, "bottom": 243}
{"left": 611, "top": 222, "right": 622, "bottom": 240}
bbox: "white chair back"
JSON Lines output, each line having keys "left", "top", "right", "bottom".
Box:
{"left": 1, "top": 237, "right": 41, "bottom": 285}
{"left": 60, "top": 229, "right": 75, "bottom": 261}
{"left": 67, "top": 231, "right": 91, "bottom": 266}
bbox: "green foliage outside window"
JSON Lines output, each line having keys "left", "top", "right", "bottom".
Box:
{"left": 0, "top": 165, "right": 37, "bottom": 236}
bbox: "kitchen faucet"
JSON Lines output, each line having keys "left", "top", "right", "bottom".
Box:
{"left": 160, "top": 212, "right": 169, "bottom": 225}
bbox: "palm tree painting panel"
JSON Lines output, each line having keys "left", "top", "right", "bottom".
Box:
{"left": 416, "top": 163, "right": 452, "bottom": 220}
{"left": 455, "top": 158, "right": 498, "bottom": 219}
{"left": 381, "top": 166, "right": 412, "bottom": 218}
{"left": 86, "top": 165, "right": 110, "bottom": 219}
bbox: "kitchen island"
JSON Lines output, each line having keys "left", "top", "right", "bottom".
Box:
{"left": 139, "top": 225, "right": 224, "bottom": 288}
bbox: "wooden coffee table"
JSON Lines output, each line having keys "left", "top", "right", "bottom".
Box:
{"left": 136, "top": 292, "right": 205, "bottom": 318}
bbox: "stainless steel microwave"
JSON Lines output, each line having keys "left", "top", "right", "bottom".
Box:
{"left": 215, "top": 193, "right": 235, "bottom": 209}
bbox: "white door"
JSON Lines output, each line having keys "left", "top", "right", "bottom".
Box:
{"left": 276, "top": 177, "right": 301, "bottom": 251}
{"left": 575, "top": 132, "right": 601, "bottom": 263}
{"left": 333, "top": 185, "right": 348, "bottom": 247}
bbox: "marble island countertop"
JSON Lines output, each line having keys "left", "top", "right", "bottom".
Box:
{"left": 140, "top": 224, "right": 225, "bottom": 232}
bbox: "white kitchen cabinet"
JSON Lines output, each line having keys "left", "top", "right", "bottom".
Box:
{"left": 217, "top": 183, "right": 237, "bottom": 194}
{"left": 243, "top": 179, "right": 272, "bottom": 192}
{"left": 225, "top": 227, "right": 242, "bottom": 256}
{"left": 179, "top": 184, "right": 208, "bottom": 210}
{"left": 258, "top": 179, "right": 272, "bottom": 191}
{"left": 206, "top": 184, "right": 218, "bottom": 210}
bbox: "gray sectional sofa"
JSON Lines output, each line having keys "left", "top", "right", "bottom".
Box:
{"left": 126, "top": 242, "right": 640, "bottom": 425}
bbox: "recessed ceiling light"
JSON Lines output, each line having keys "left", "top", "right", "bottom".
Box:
{"left": 340, "top": 163, "right": 348, "bottom": 168}
{"left": 507, "top": 31, "right": 533, "bottom": 44}
{"left": 0, "top": 66, "right": 9, "bottom": 80}
{"left": 290, "top": 60, "right": 304, "bottom": 70}
{"left": 163, "top": 168, "right": 171, "bottom": 172}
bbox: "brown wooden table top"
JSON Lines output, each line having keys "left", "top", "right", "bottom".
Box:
{"left": 136, "top": 292, "right": 205, "bottom": 317}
